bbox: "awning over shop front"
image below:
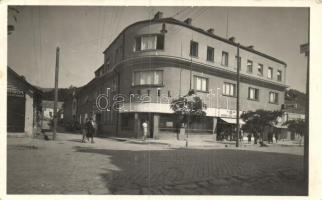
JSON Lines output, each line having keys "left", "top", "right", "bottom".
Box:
{"left": 220, "top": 117, "right": 245, "bottom": 124}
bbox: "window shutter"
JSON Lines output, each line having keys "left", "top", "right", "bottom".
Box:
{"left": 156, "top": 35, "right": 164, "bottom": 50}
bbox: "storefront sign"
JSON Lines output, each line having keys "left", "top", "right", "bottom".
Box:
{"left": 7, "top": 87, "right": 25, "bottom": 97}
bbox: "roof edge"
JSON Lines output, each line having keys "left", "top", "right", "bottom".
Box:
{"left": 102, "top": 17, "right": 287, "bottom": 66}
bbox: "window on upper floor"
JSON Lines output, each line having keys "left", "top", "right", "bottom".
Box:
{"left": 194, "top": 76, "right": 208, "bottom": 92}
{"left": 268, "top": 67, "right": 273, "bottom": 79}
{"left": 248, "top": 87, "right": 259, "bottom": 101}
{"left": 247, "top": 60, "right": 253, "bottom": 73}
{"left": 207, "top": 46, "right": 214, "bottom": 62}
{"left": 133, "top": 70, "right": 163, "bottom": 86}
{"left": 221, "top": 51, "right": 229, "bottom": 66}
{"left": 257, "top": 63, "right": 263, "bottom": 76}
{"left": 190, "top": 41, "right": 199, "bottom": 57}
{"left": 269, "top": 92, "right": 278, "bottom": 104}
{"left": 114, "top": 46, "right": 123, "bottom": 63}
{"left": 223, "top": 82, "right": 236, "bottom": 97}
{"left": 135, "top": 34, "right": 164, "bottom": 51}
{"left": 277, "top": 70, "right": 282, "bottom": 81}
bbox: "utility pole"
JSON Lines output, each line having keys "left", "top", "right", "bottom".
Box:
{"left": 53, "top": 47, "right": 60, "bottom": 140}
{"left": 236, "top": 43, "right": 240, "bottom": 147}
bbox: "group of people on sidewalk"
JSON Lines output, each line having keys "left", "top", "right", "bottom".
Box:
{"left": 246, "top": 132, "right": 279, "bottom": 144}
{"left": 81, "top": 118, "right": 97, "bottom": 143}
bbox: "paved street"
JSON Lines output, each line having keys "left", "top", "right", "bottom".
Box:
{"left": 7, "top": 132, "right": 307, "bottom": 195}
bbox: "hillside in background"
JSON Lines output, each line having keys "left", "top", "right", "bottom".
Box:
{"left": 36, "top": 86, "right": 77, "bottom": 102}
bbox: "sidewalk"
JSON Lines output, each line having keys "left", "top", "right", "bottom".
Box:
{"left": 109, "top": 136, "right": 303, "bottom": 149}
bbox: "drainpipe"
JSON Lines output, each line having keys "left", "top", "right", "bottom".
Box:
{"left": 113, "top": 68, "right": 120, "bottom": 137}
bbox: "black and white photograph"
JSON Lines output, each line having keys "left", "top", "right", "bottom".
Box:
{"left": 2, "top": 1, "right": 322, "bottom": 198}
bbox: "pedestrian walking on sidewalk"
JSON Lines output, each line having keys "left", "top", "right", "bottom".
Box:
{"left": 81, "top": 119, "right": 87, "bottom": 143}
{"left": 274, "top": 131, "right": 279, "bottom": 143}
{"left": 254, "top": 132, "right": 258, "bottom": 144}
{"left": 142, "top": 120, "right": 148, "bottom": 141}
{"left": 86, "top": 117, "right": 95, "bottom": 143}
{"left": 239, "top": 129, "right": 244, "bottom": 142}
{"left": 247, "top": 133, "right": 252, "bottom": 144}
{"left": 175, "top": 121, "right": 180, "bottom": 140}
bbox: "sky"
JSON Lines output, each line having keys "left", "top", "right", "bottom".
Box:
{"left": 7, "top": 6, "right": 309, "bottom": 92}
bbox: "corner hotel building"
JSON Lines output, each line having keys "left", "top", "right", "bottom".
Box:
{"left": 75, "top": 12, "right": 287, "bottom": 139}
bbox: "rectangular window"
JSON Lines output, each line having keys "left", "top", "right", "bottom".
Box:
{"left": 257, "top": 64, "right": 263, "bottom": 76}
{"left": 133, "top": 70, "right": 163, "bottom": 86}
{"left": 207, "top": 46, "right": 214, "bottom": 62}
{"left": 221, "top": 51, "right": 229, "bottom": 66}
{"left": 142, "top": 35, "right": 156, "bottom": 50}
{"left": 136, "top": 34, "right": 164, "bottom": 51}
{"left": 268, "top": 67, "right": 273, "bottom": 79}
{"left": 277, "top": 70, "right": 282, "bottom": 81}
{"left": 190, "top": 41, "right": 198, "bottom": 57}
{"left": 248, "top": 87, "right": 259, "bottom": 101}
{"left": 247, "top": 60, "right": 253, "bottom": 73}
{"left": 269, "top": 92, "right": 279, "bottom": 104}
{"left": 194, "top": 76, "right": 208, "bottom": 92}
{"left": 223, "top": 82, "right": 236, "bottom": 97}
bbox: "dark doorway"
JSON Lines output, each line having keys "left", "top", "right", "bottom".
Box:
{"left": 7, "top": 95, "right": 26, "bottom": 132}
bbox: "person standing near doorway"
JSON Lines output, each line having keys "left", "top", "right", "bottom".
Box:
{"left": 142, "top": 120, "right": 148, "bottom": 141}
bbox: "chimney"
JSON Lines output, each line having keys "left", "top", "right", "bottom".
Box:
{"left": 154, "top": 11, "right": 163, "bottom": 20}
{"left": 228, "top": 37, "right": 235, "bottom": 43}
{"left": 207, "top": 28, "right": 214, "bottom": 34}
{"left": 184, "top": 18, "right": 192, "bottom": 25}
{"left": 247, "top": 45, "right": 254, "bottom": 49}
